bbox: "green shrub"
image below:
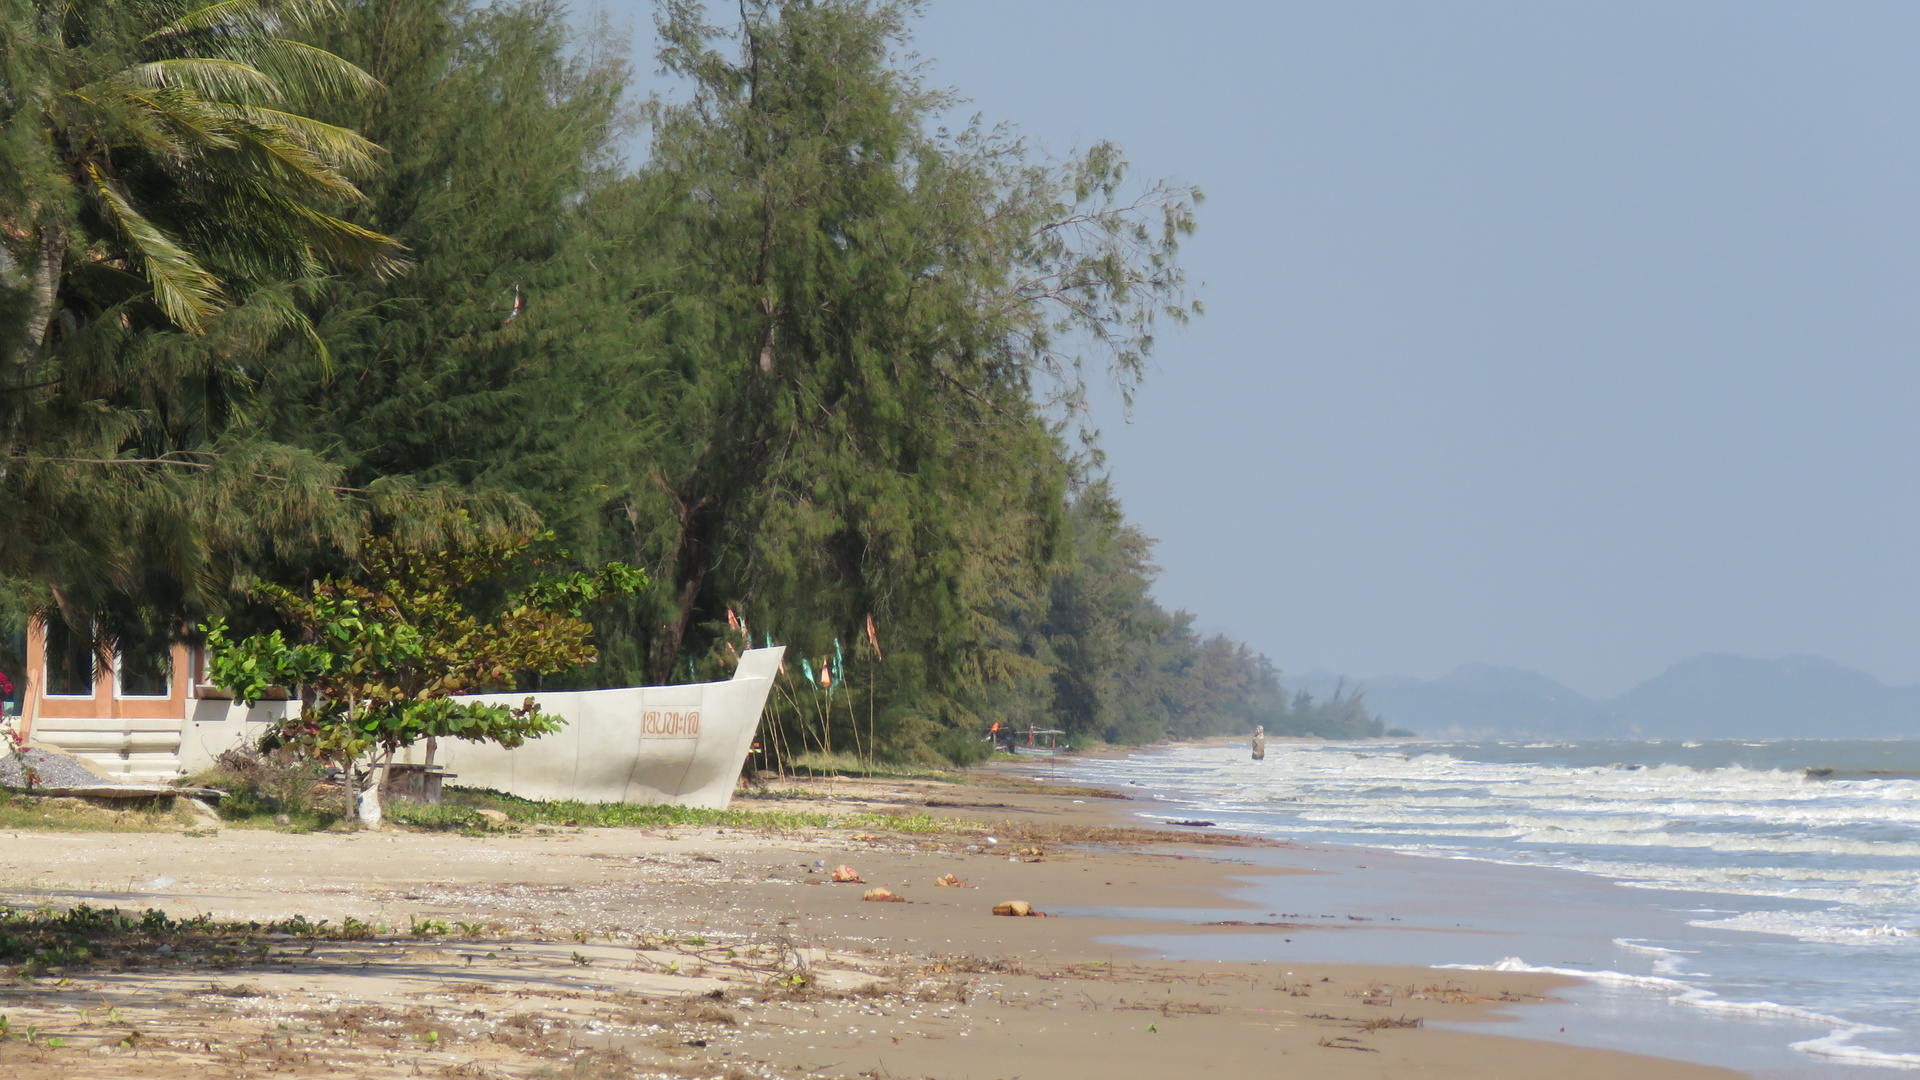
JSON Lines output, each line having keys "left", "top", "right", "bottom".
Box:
{"left": 930, "top": 727, "right": 991, "bottom": 767}
{"left": 183, "top": 749, "right": 337, "bottom": 829}
{"left": 382, "top": 800, "right": 485, "bottom": 831}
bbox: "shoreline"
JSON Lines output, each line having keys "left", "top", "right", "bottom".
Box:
{"left": 1063, "top": 738, "right": 1907, "bottom": 1077}
{"left": 0, "top": 762, "right": 1745, "bottom": 1078}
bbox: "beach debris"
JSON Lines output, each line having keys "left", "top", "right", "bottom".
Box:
{"left": 862, "top": 887, "right": 906, "bottom": 902}
{"left": 934, "top": 873, "right": 973, "bottom": 888}
{"left": 831, "top": 865, "right": 864, "bottom": 883}
{"left": 1167, "top": 819, "right": 1216, "bottom": 827}
{"left": 1121, "top": 1000, "right": 1222, "bottom": 1016}
{"left": 358, "top": 787, "right": 383, "bottom": 826}
{"left": 475, "top": 809, "right": 510, "bottom": 827}
{"left": 984, "top": 836, "right": 998, "bottom": 845}
{"left": 1201, "top": 920, "right": 1300, "bottom": 928}
{"left": 992, "top": 900, "right": 1048, "bottom": 917}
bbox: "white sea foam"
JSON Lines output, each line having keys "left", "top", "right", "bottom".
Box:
{"left": 1611, "top": 938, "right": 1698, "bottom": 974}
{"left": 1449, "top": 957, "right": 1858, "bottom": 1028}
{"left": 1692, "top": 910, "right": 1918, "bottom": 944}
{"left": 1791, "top": 1028, "right": 1920, "bottom": 1069}
{"left": 1441, "top": 957, "right": 1696, "bottom": 993}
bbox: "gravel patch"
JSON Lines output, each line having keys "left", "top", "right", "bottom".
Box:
{"left": 0, "top": 746, "right": 127, "bottom": 790}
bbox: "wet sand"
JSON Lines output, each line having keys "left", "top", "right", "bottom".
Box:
{"left": 0, "top": 764, "right": 1744, "bottom": 1078}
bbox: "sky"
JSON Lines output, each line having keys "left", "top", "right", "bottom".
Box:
{"left": 595, "top": 1, "right": 1920, "bottom": 697}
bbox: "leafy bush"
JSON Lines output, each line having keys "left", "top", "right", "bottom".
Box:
{"left": 930, "top": 728, "right": 992, "bottom": 767}
{"left": 184, "top": 749, "right": 336, "bottom": 829}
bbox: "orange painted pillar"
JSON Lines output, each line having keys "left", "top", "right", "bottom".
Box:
{"left": 17, "top": 615, "right": 43, "bottom": 743}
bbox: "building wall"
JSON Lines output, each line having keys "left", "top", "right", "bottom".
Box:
{"left": 20, "top": 619, "right": 195, "bottom": 782}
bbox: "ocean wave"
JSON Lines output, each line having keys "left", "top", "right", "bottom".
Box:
{"left": 1273, "top": 813, "right": 1920, "bottom": 857}
{"left": 1691, "top": 910, "right": 1920, "bottom": 945}
{"left": 1447, "top": 958, "right": 1867, "bottom": 1032}
{"left": 1250, "top": 832, "right": 1920, "bottom": 910}
{"left": 1440, "top": 957, "right": 1696, "bottom": 993}
{"left": 1610, "top": 938, "right": 1700, "bottom": 974}
{"left": 1790, "top": 1028, "right": 1920, "bottom": 1069}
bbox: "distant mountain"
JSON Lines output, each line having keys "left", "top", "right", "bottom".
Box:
{"left": 1610, "top": 654, "right": 1920, "bottom": 739}
{"left": 1310, "top": 654, "right": 1920, "bottom": 739}
{"left": 1361, "top": 665, "right": 1605, "bottom": 739}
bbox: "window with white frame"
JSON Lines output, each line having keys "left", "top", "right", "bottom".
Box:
{"left": 42, "top": 614, "right": 95, "bottom": 698}
{"left": 116, "top": 635, "right": 173, "bottom": 699}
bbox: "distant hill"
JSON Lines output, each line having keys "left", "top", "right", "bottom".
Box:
{"left": 1611, "top": 654, "right": 1920, "bottom": 739}
{"left": 1299, "top": 654, "right": 1920, "bottom": 739}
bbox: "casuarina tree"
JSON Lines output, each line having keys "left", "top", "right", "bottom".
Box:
{"left": 590, "top": 0, "right": 1200, "bottom": 757}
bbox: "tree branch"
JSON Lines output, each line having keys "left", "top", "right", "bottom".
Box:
{"left": 15, "top": 454, "right": 369, "bottom": 493}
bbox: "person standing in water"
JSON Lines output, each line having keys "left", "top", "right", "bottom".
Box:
{"left": 1251, "top": 725, "right": 1266, "bottom": 760}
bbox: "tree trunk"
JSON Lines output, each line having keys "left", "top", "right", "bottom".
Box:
{"left": 659, "top": 564, "right": 708, "bottom": 681}
{"left": 0, "top": 224, "right": 62, "bottom": 482}
{"left": 647, "top": 485, "right": 715, "bottom": 684}
{"left": 366, "top": 747, "right": 395, "bottom": 824}
{"left": 342, "top": 752, "right": 358, "bottom": 825}
{"left": 21, "top": 224, "right": 64, "bottom": 351}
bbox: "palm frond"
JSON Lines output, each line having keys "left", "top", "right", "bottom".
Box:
{"left": 84, "top": 162, "right": 225, "bottom": 333}
{"left": 277, "top": 197, "right": 410, "bottom": 277}
{"left": 225, "top": 103, "right": 383, "bottom": 182}
{"left": 114, "top": 86, "right": 242, "bottom": 155}
{"left": 254, "top": 38, "right": 380, "bottom": 105}
{"left": 120, "top": 58, "right": 278, "bottom": 103}
{"left": 145, "top": 0, "right": 346, "bottom": 43}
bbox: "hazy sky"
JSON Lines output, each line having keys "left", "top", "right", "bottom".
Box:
{"left": 597, "top": 1, "right": 1920, "bottom": 697}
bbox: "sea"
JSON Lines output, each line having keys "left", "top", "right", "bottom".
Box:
{"left": 1062, "top": 739, "right": 1920, "bottom": 1075}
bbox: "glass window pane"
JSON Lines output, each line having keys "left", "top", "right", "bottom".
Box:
{"left": 118, "top": 637, "right": 172, "bottom": 697}
{"left": 44, "top": 614, "right": 95, "bottom": 697}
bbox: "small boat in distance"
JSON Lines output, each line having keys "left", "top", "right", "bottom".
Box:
{"left": 1004, "top": 726, "right": 1065, "bottom": 756}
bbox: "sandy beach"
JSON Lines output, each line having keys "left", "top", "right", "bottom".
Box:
{"left": 0, "top": 764, "right": 1743, "bottom": 1079}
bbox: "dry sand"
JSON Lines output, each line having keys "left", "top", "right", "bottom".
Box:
{"left": 0, "top": 764, "right": 1744, "bottom": 1079}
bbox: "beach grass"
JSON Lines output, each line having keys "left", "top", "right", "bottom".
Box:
{"left": 776, "top": 751, "right": 970, "bottom": 781}
{"left": 0, "top": 790, "right": 195, "bottom": 833}
{"left": 380, "top": 785, "right": 968, "bottom": 836}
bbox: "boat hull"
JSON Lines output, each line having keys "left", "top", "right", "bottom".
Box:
{"left": 177, "top": 647, "right": 785, "bottom": 810}
{"left": 395, "top": 647, "right": 783, "bottom": 808}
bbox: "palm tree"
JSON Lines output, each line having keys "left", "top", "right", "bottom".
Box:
{"left": 1, "top": 0, "right": 404, "bottom": 349}
{"left": 0, "top": 0, "right": 410, "bottom": 648}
